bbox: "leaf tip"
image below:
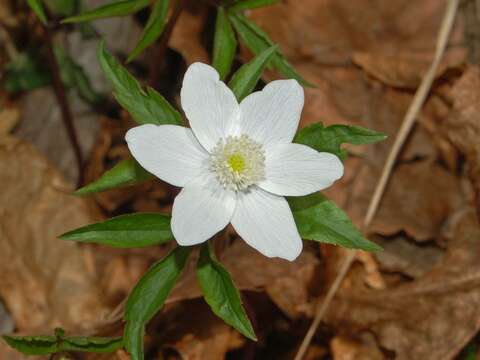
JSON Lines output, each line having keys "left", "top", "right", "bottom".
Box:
{"left": 58, "top": 231, "right": 73, "bottom": 241}
{"left": 72, "top": 187, "right": 90, "bottom": 196}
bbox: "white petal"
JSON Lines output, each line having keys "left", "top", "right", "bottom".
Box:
{"left": 180, "top": 62, "right": 240, "bottom": 151}
{"left": 126, "top": 124, "right": 208, "bottom": 187}
{"left": 171, "top": 172, "right": 236, "bottom": 246}
{"left": 259, "top": 143, "right": 344, "bottom": 196}
{"left": 231, "top": 187, "right": 302, "bottom": 261}
{"left": 235, "top": 80, "right": 304, "bottom": 148}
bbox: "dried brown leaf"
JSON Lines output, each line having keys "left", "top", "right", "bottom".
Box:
{"left": 444, "top": 65, "right": 480, "bottom": 217}
{"left": 350, "top": 161, "right": 462, "bottom": 242}
{"left": 329, "top": 208, "right": 480, "bottom": 360}
{"left": 0, "top": 136, "right": 108, "bottom": 333}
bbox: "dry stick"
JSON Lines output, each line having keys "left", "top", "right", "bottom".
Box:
{"left": 294, "top": 1, "right": 460, "bottom": 359}
{"left": 149, "top": 0, "right": 186, "bottom": 87}
{"left": 42, "top": 25, "right": 84, "bottom": 187}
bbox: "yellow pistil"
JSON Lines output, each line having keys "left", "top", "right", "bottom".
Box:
{"left": 227, "top": 154, "right": 245, "bottom": 173}
{"left": 209, "top": 134, "right": 266, "bottom": 191}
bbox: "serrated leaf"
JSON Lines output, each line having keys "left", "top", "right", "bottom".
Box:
{"left": 62, "top": 336, "right": 123, "bottom": 353}
{"left": 98, "top": 42, "right": 182, "bottom": 125}
{"left": 289, "top": 193, "right": 382, "bottom": 252}
{"left": 74, "top": 158, "right": 153, "bottom": 196}
{"left": 197, "top": 243, "right": 256, "bottom": 340}
{"left": 128, "top": 0, "right": 170, "bottom": 62}
{"left": 294, "top": 122, "right": 387, "bottom": 160}
{"left": 2, "top": 335, "right": 57, "bottom": 355}
{"left": 228, "top": 12, "right": 312, "bottom": 86}
{"left": 228, "top": 44, "right": 277, "bottom": 101}
{"left": 62, "top": 0, "right": 150, "bottom": 23}
{"left": 124, "top": 246, "right": 191, "bottom": 360}
{"left": 212, "top": 7, "right": 237, "bottom": 80}
{"left": 59, "top": 213, "right": 173, "bottom": 248}
{"left": 27, "top": 0, "right": 48, "bottom": 24}
{"left": 229, "top": 0, "right": 280, "bottom": 12}
{"left": 2, "top": 334, "right": 123, "bottom": 355}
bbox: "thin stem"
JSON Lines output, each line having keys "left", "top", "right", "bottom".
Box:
{"left": 42, "top": 25, "right": 84, "bottom": 187}
{"left": 294, "top": 1, "right": 460, "bottom": 359}
{"left": 149, "top": 0, "right": 187, "bottom": 87}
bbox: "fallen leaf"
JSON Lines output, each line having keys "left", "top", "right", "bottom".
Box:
{"left": 350, "top": 161, "right": 462, "bottom": 242}
{"left": 443, "top": 65, "right": 480, "bottom": 217}
{"left": 170, "top": 1, "right": 209, "bottom": 65}
{"left": 331, "top": 333, "right": 384, "bottom": 360}
{"left": 352, "top": 50, "right": 465, "bottom": 89}
{"left": 0, "top": 107, "right": 19, "bottom": 135}
{"left": 329, "top": 208, "right": 480, "bottom": 360}
{"left": 154, "top": 301, "right": 244, "bottom": 360}
{"left": 0, "top": 136, "right": 108, "bottom": 333}
{"left": 375, "top": 236, "right": 444, "bottom": 278}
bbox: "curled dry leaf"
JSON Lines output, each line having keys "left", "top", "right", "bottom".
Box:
{"left": 350, "top": 160, "right": 462, "bottom": 242}
{"left": 0, "top": 107, "right": 20, "bottom": 136}
{"left": 375, "top": 236, "right": 444, "bottom": 279}
{"left": 170, "top": 1, "right": 209, "bottom": 65}
{"left": 331, "top": 334, "right": 384, "bottom": 360}
{"left": 0, "top": 136, "right": 108, "bottom": 332}
{"left": 443, "top": 65, "right": 480, "bottom": 217}
{"left": 244, "top": 0, "right": 464, "bottom": 125}
{"left": 329, "top": 208, "right": 480, "bottom": 360}
{"left": 352, "top": 50, "right": 465, "bottom": 89}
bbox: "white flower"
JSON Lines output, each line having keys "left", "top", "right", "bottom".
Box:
{"left": 126, "top": 63, "right": 344, "bottom": 261}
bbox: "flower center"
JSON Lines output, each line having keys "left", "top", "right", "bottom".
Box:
{"left": 210, "top": 135, "right": 266, "bottom": 191}
{"left": 227, "top": 154, "right": 246, "bottom": 173}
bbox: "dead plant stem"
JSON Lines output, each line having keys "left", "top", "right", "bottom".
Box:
{"left": 43, "top": 25, "right": 84, "bottom": 187}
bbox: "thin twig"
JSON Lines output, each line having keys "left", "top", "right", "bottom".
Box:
{"left": 42, "top": 25, "right": 84, "bottom": 186}
{"left": 294, "top": 1, "right": 460, "bottom": 359}
{"left": 149, "top": 0, "right": 186, "bottom": 87}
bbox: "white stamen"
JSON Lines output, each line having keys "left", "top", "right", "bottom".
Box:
{"left": 209, "top": 135, "right": 266, "bottom": 191}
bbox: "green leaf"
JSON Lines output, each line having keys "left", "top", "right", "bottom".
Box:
{"left": 2, "top": 335, "right": 57, "bottom": 355}
{"left": 229, "top": 0, "right": 280, "bottom": 12}
{"left": 59, "top": 213, "right": 173, "bottom": 248}
{"left": 124, "top": 246, "right": 191, "bottom": 360}
{"left": 197, "top": 243, "right": 256, "bottom": 340}
{"left": 228, "top": 45, "right": 277, "bottom": 101}
{"left": 128, "top": 0, "right": 170, "bottom": 62}
{"left": 44, "top": 0, "right": 77, "bottom": 16}
{"left": 62, "top": 0, "right": 150, "bottom": 23}
{"left": 2, "top": 334, "right": 123, "bottom": 355}
{"left": 27, "top": 0, "right": 48, "bottom": 25}
{"left": 98, "top": 42, "right": 182, "bottom": 125}
{"left": 74, "top": 158, "right": 153, "bottom": 196}
{"left": 55, "top": 46, "right": 103, "bottom": 105}
{"left": 294, "top": 123, "right": 387, "bottom": 160}
{"left": 228, "top": 12, "right": 312, "bottom": 87}
{"left": 212, "top": 7, "right": 237, "bottom": 80}
{"left": 289, "top": 193, "right": 382, "bottom": 252}
{"left": 61, "top": 336, "right": 123, "bottom": 353}
{"left": 3, "top": 53, "right": 50, "bottom": 93}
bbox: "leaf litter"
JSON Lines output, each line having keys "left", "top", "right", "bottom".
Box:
{"left": 2, "top": 0, "right": 480, "bottom": 359}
